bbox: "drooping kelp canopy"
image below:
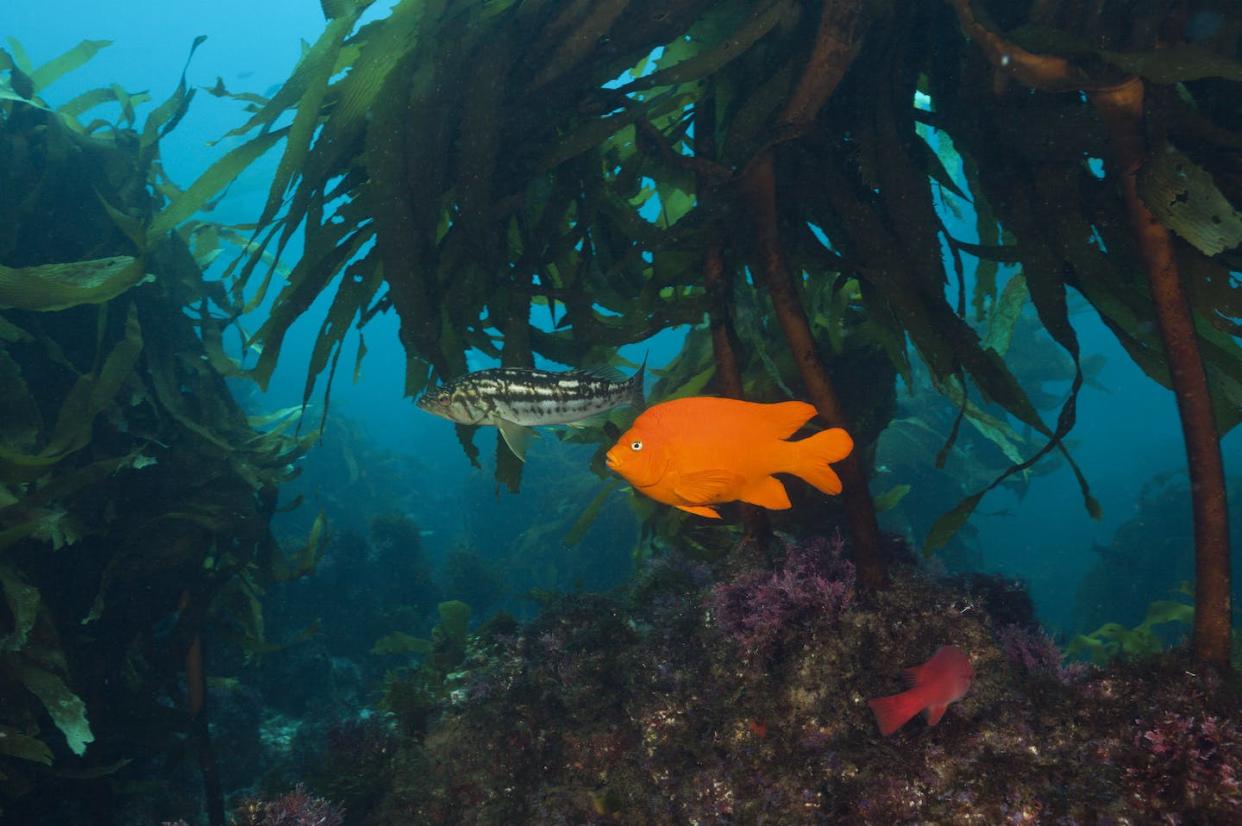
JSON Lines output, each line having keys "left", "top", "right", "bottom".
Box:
{"left": 179, "top": 1, "right": 1239, "bottom": 661}
{"left": 0, "top": 40, "right": 321, "bottom": 822}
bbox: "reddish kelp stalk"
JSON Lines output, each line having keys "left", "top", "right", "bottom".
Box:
{"left": 180, "top": 590, "right": 225, "bottom": 826}
{"left": 945, "top": 0, "right": 1231, "bottom": 669}
{"left": 1089, "top": 79, "right": 1232, "bottom": 670}
{"left": 741, "top": 0, "right": 886, "bottom": 589}
{"left": 695, "top": 88, "right": 770, "bottom": 549}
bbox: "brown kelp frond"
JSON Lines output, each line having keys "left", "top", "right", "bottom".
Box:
{"left": 163, "top": 1, "right": 1242, "bottom": 575}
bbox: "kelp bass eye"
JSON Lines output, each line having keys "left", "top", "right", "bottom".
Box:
{"left": 631, "top": 441, "right": 643, "bottom": 451}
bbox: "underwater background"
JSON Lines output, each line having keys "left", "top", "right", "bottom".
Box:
{"left": 1, "top": 0, "right": 1240, "bottom": 823}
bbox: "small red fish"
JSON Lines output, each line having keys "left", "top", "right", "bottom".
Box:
{"left": 868, "top": 645, "right": 973, "bottom": 736}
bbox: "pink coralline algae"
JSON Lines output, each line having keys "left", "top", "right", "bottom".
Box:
{"left": 995, "top": 623, "right": 1082, "bottom": 683}
{"left": 708, "top": 534, "right": 854, "bottom": 657}
{"left": 231, "top": 784, "right": 345, "bottom": 826}
{"left": 1126, "top": 711, "right": 1242, "bottom": 823}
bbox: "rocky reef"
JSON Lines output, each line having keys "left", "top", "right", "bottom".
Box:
{"left": 302, "top": 533, "right": 1240, "bottom": 825}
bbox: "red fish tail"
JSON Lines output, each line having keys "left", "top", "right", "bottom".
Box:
{"left": 868, "top": 688, "right": 927, "bottom": 736}
{"left": 788, "top": 427, "right": 854, "bottom": 495}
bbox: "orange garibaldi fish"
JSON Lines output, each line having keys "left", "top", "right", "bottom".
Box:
{"left": 604, "top": 397, "right": 853, "bottom": 518}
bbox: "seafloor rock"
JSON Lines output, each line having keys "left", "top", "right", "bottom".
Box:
{"left": 342, "top": 535, "right": 1240, "bottom": 825}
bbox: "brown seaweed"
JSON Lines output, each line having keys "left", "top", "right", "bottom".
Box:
{"left": 132, "top": 0, "right": 1242, "bottom": 663}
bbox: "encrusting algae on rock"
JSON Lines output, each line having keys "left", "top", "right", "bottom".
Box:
{"left": 346, "top": 533, "right": 1242, "bottom": 824}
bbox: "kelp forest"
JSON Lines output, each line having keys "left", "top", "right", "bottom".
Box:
{"left": 2, "top": 0, "right": 1241, "bottom": 824}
